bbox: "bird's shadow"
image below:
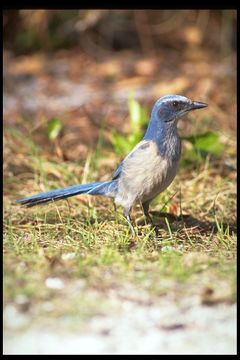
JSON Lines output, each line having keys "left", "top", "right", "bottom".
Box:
{"left": 137, "top": 211, "right": 236, "bottom": 237}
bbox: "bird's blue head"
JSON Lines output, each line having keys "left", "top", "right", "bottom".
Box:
{"left": 143, "top": 95, "right": 208, "bottom": 155}
{"left": 151, "top": 94, "right": 208, "bottom": 125}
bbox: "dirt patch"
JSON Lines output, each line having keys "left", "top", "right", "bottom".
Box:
{"left": 3, "top": 285, "right": 236, "bottom": 354}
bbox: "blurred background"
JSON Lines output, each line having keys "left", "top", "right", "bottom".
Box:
{"left": 3, "top": 10, "right": 236, "bottom": 55}
{"left": 3, "top": 10, "right": 236, "bottom": 157}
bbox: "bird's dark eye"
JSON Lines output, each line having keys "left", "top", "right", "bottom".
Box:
{"left": 172, "top": 101, "right": 179, "bottom": 107}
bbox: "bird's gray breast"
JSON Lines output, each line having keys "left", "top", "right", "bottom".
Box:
{"left": 114, "top": 139, "right": 180, "bottom": 208}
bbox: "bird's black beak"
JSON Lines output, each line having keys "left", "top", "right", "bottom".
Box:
{"left": 191, "top": 101, "right": 208, "bottom": 110}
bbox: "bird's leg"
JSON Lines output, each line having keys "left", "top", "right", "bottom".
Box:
{"left": 113, "top": 200, "right": 117, "bottom": 212}
{"left": 124, "top": 207, "right": 136, "bottom": 236}
{"left": 142, "top": 201, "right": 153, "bottom": 225}
{"left": 142, "top": 201, "right": 158, "bottom": 235}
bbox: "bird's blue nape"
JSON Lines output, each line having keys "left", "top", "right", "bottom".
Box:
{"left": 143, "top": 107, "right": 178, "bottom": 157}
{"left": 143, "top": 120, "right": 177, "bottom": 158}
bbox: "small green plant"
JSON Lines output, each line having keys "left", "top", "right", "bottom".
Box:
{"left": 47, "top": 118, "right": 63, "bottom": 141}
{"left": 111, "top": 92, "right": 149, "bottom": 156}
{"left": 181, "top": 131, "right": 224, "bottom": 167}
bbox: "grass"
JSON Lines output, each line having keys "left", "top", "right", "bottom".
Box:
{"left": 3, "top": 117, "right": 236, "bottom": 330}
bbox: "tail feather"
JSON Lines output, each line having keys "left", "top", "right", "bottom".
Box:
{"left": 16, "top": 181, "right": 117, "bottom": 208}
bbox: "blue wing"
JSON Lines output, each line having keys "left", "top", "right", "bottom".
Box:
{"left": 112, "top": 160, "right": 124, "bottom": 180}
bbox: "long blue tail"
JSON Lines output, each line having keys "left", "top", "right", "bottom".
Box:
{"left": 16, "top": 181, "right": 117, "bottom": 208}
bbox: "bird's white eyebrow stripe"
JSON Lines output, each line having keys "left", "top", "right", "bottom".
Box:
{"left": 159, "top": 96, "right": 189, "bottom": 104}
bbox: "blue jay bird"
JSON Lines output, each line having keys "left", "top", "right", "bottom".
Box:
{"left": 17, "top": 95, "right": 207, "bottom": 233}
